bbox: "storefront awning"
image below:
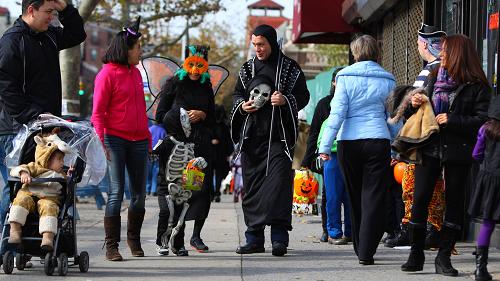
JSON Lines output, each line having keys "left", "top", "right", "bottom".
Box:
{"left": 292, "top": 0, "right": 358, "bottom": 44}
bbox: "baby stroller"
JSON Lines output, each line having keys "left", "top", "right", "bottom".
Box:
{"left": 0, "top": 115, "right": 106, "bottom": 276}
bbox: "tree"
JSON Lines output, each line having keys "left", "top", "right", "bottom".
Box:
{"left": 60, "top": 0, "right": 101, "bottom": 116}
{"left": 314, "top": 44, "right": 350, "bottom": 68}
{"left": 60, "top": 0, "right": 223, "bottom": 116}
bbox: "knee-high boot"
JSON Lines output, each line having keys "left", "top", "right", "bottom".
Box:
{"left": 127, "top": 209, "right": 145, "bottom": 257}
{"left": 475, "top": 246, "right": 492, "bottom": 281}
{"left": 401, "top": 222, "right": 426, "bottom": 272}
{"left": 104, "top": 216, "right": 123, "bottom": 261}
{"left": 435, "top": 224, "right": 459, "bottom": 276}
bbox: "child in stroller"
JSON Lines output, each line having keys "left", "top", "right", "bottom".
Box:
{"left": 0, "top": 115, "right": 105, "bottom": 275}
{"left": 8, "top": 127, "right": 74, "bottom": 252}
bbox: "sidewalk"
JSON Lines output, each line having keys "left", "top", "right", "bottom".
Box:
{"left": 0, "top": 194, "right": 498, "bottom": 280}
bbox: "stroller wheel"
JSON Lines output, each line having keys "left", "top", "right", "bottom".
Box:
{"left": 15, "top": 253, "right": 25, "bottom": 270}
{"left": 57, "top": 253, "right": 68, "bottom": 276}
{"left": 44, "top": 252, "right": 55, "bottom": 276}
{"left": 2, "top": 251, "right": 14, "bottom": 274}
{"left": 78, "top": 251, "right": 89, "bottom": 273}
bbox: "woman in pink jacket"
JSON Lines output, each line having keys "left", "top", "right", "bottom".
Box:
{"left": 91, "top": 17, "right": 151, "bottom": 262}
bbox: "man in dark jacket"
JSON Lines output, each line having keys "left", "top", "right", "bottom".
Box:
{"left": 0, "top": 0, "right": 86, "bottom": 226}
{"left": 231, "top": 24, "right": 309, "bottom": 256}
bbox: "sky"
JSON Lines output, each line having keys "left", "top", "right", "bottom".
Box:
{"left": 0, "top": 0, "right": 294, "bottom": 24}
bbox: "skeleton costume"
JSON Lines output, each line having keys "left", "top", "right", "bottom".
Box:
{"left": 155, "top": 45, "right": 216, "bottom": 255}
{"left": 231, "top": 25, "right": 309, "bottom": 254}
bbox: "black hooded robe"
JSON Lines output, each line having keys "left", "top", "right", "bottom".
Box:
{"left": 231, "top": 52, "right": 309, "bottom": 231}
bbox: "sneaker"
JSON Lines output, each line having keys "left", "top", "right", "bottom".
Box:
{"left": 190, "top": 237, "right": 209, "bottom": 253}
{"left": 172, "top": 246, "right": 189, "bottom": 256}
{"left": 157, "top": 246, "right": 169, "bottom": 256}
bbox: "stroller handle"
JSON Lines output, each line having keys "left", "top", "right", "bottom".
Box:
{"left": 8, "top": 177, "right": 67, "bottom": 183}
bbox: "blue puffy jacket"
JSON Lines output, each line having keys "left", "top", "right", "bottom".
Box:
{"left": 319, "top": 61, "right": 397, "bottom": 154}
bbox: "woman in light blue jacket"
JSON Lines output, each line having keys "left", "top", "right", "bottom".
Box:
{"left": 319, "top": 35, "right": 396, "bottom": 265}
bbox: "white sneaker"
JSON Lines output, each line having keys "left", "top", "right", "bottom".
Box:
{"left": 157, "top": 246, "right": 169, "bottom": 256}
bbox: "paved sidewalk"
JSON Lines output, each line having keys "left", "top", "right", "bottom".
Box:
{"left": 0, "top": 194, "right": 498, "bottom": 280}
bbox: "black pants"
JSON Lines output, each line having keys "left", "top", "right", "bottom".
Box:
{"left": 156, "top": 192, "right": 186, "bottom": 248}
{"left": 411, "top": 155, "right": 470, "bottom": 228}
{"left": 337, "top": 139, "right": 390, "bottom": 261}
{"left": 385, "top": 176, "right": 404, "bottom": 234}
{"left": 321, "top": 182, "right": 327, "bottom": 233}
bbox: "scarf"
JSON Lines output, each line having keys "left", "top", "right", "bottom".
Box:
{"left": 432, "top": 67, "right": 458, "bottom": 114}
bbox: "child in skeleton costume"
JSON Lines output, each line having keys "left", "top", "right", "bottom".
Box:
{"left": 231, "top": 24, "right": 310, "bottom": 256}
{"left": 155, "top": 45, "right": 215, "bottom": 256}
{"left": 8, "top": 128, "right": 74, "bottom": 251}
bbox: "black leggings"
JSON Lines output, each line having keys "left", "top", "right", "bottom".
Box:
{"left": 411, "top": 155, "right": 470, "bottom": 229}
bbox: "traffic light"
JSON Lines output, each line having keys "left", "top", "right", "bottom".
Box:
{"left": 78, "top": 81, "right": 85, "bottom": 96}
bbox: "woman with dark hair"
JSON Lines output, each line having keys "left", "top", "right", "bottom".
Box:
{"left": 319, "top": 35, "right": 397, "bottom": 265}
{"left": 91, "top": 17, "right": 151, "bottom": 261}
{"left": 401, "top": 34, "right": 491, "bottom": 276}
{"left": 155, "top": 45, "right": 215, "bottom": 256}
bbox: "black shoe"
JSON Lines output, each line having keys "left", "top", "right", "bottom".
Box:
{"left": 359, "top": 258, "right": 374, "bottom": 265}
{"left": 214, "top": 195, "right": 221, "bottom": 203}
{"left": 385, "top": 226, "right": 410, "bottom": 248}
{"left": 236, "top": 243, "right": 265, "bottom": 254}
{"left": 320, "top": 232, "right": 328, "bottom": 242}
{"left": 190, "top": 237, "right": 209, "bottom": 252}
{"left": 475, "top": 246, "right": 492, "bottom": 281}
{"left": 271, "top": 242, "right": 287, "bottom": 256}
{"left": 172, "top": 246, "right": 189, "bottom": 256}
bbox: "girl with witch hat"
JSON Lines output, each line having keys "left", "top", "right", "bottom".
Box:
{"left": 92, "top": 17, "right": 152, "bottom": 261}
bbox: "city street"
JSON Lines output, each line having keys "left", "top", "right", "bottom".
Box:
{"left": 0, "top": 194, "right": 498, "bottom": 280}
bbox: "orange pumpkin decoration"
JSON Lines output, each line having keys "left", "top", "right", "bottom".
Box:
{"left": 293, "top": 169, "right": 319, "bottom": 204}
{"left": 393, "top": 162, "right": 406, "bottom": 184}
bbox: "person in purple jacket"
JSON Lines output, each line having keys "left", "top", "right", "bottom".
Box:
{"left": 147, "top": 121, "right": 167, "bottom": 196}
{"left": 468, "top": 97, "right": 500, "bottom": 281}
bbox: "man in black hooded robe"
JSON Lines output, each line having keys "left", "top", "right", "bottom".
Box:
{"left": 230, "top": 24, "right": 310, "bottom": 256}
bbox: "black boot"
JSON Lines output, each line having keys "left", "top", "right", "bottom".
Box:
{"left": 435, "top": 224, "right": 459, "bottom": 276}
{"left": 386, "top": 223, "right": 410, "bottom": 248}
{"left": 475, "top": 246, "right": 492, "bottom": 281}
{"left": 425, "top": 223, "right": 441, "bottom": 250}
{"left": 401, "top": 223, "right": 426, "bottom": 272}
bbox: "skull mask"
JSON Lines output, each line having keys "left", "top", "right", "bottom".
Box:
{"left": 249, "top": 83, "right": 272, "bottom": 109}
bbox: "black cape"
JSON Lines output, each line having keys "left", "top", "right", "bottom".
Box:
{"left": 230, "top": 54, "right": 309, "bottom": 230}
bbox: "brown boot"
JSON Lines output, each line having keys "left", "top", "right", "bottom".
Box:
{"left": 104, "top": 216, "right": 123, "bottom": 261}
{"left": 8, "top": 222, "right": 22, "bottom": 244}
{"left": 41, "top": 232, "right": 55, "bottom": 251}
{"left": 127, "top": 209, "right": 145, "bottom": 257}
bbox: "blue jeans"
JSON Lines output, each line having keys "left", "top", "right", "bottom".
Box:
{"left": 0, "top": 134, "right": 14, "bottom": 254}
{"left": 146, "top": 159, "right": 159, "bottom": 193}
{"left": 324, "top": 154, "right": 352, "bottom": 239}
{"left": 104, "top": 135, "right": 148, "bottom": 216}
{"left": 0, "top": 134, "right": 15, "bottom": 226}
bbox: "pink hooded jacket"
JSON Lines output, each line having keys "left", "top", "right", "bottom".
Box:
{"left": 91, "top": 63, "right": 151, "bottom": 148}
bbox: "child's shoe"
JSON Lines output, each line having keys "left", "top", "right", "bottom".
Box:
{"left": 41, "top": 232, "right": 55, "bottom": 251}
{"left": 8, "top": 222, "right": 22, "bottom": 244}
{"left": 157, "top": 245, "right": 169, "bottom": 256}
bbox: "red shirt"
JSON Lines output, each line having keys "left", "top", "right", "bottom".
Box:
{"left": 91, "top": 63, "right": 151, "bottom": 148}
